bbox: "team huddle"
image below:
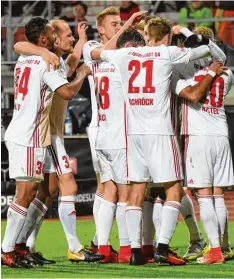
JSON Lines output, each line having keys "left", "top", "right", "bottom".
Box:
{"left": 1, "top": 6, "right": 234, "bottom": 269}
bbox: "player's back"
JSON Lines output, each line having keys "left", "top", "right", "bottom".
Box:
{"left": 5, "top": 55, "right": 53, "bottom": 147}
{"left": 102, "top": 45, "right": 189, "bottom": 135}
{"left": 95, "top": 61, "right": 126, "bottom": 149}
{"left": 182, "top": 68, "right": 233, "bottom": 136}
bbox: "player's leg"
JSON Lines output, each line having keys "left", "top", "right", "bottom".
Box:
{"left": 116, "top": 183, "right": 131, "bottom": 263}
{"left": 50, "top": 136, "right": 101, "bottom": 262}
{"left": 213, "top": 136, "right": 234, "bottom": 260}
{"left": 96, "top": 149, "right": 118, "bottom": 263}
{"left": 126, "top": 135, "right": 149, "bottom": 265}
{"left": 181, "top": 189, "right": 205, "bottom": 260}
{"left": 26, "top": 172, "right": 58, "bottom": 264}
{"left": 146, "top": 135, "right": 185, "bottom": 265}
{"left": 88, "top": 127, "right": 104, "bottom": 250}
{"left": 185, "top": 136, "right": 223, "bottom": 264}
{"left": 1, "top": 142, "right": 45, "bottom": 268}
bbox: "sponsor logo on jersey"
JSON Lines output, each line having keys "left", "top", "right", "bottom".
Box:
{"left": 202, "top": 106, "right": 220, "bottom": 114}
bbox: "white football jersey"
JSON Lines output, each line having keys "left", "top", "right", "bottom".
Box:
{"left": 101, "top": 46, "right": 195, "bottom": 135}
{"left": 95, "top": 61, "right": 126, "bottom": 149}
{"left": 83, "top": 40, "right": 102, "bottom": 127}
{"left": 5, "top": 55, "right": 68, "bottom": 147}
{"left": 172, "top": 66, "right": 233, "bottom": 136}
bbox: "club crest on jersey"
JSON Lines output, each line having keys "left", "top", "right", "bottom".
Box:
{"left": 89, "top": 41, "right": 99, "bottom": 47}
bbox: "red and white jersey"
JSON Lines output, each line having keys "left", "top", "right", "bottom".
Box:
{"left": 4, "top": 55, "right": 68, "bottom": 147}
{"left": 95, "top": 61, "right": 126, "bottom": 149}
{"left": 101, "top": 46, "right": 194, "bottom": 135}
{"left": 83, "top": 40, "right": 102, "bottom": 127}
{"left": 172, "top": 66, "right": 233, "bottom": 137}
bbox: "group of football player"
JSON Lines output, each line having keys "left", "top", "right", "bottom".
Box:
{"left": 1, "top": 6, "right": 234, "bottom": 269}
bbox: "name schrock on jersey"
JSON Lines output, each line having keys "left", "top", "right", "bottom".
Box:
{"left": 83, "top": 40, "right": 102, "bottom": 127}
{"left": 95, "top": 61, "right": 126, "bottom": 149}
{"left": 101, "top": 46, "right": 192, "bottom": 135}
{"left": 4, "top": 55, "right": 68, "bottom": 147}
{"left": 177, "top": 68, "right": 233, "bottom": 136}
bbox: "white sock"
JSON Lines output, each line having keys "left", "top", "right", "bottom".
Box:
{"left": 181, "top": 193, "right": 202, "bottom": 243}
{"left": 116, "top": 202, "right": 130, "bottom": 246}
{"left": 214, "top": 195, "right": 227, "bottom": 243}
{"left": 26, "top": 215, "right": 44, "bottom": 253}
{"left": 126, "top": 206, "right": 142, "bottom": 248}
{"left": 158, "top": 201, "right": 181, "bottom": 245}
{"left": 2, "top": 202, "right": 27, "bottom": 252}
{"left": 93, "top": 192, "right": 103, "bottom": 246}
{"left": 98, "top": 200, "right": 116, "bottom": 246}
{"left": 142, "top": 198, "right": 155, "bottom": 246}
{"left": 16, "top": 198, "right": 47, "bottom": 244}
{"left": 197, "top": 195, "right": 220, "bottom": 248}
{"left": 153, "top": 197, "right": 164, "bottom": 245}
{"left": 58, "top": 196, "right": 82, "bottom": 253}
{"left": 223, "top": 212, "right": 230, "bottom": 249}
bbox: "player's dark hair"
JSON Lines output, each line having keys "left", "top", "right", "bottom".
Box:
{"left": 117, "top": 27, "right": 146, "bottom": 49}
{"left": 25, "top": 17, "right": 49, "bottom": 44}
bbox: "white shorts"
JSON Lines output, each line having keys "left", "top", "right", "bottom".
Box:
{"left": 44, "top": 135, "right": 72, "bottom": 175}
{"left": 185, "top": 135, "right": 234, "bottom": 188}
{"left": 5, "top": 141, "right": 46, "bottom": 181}
{"left": 87, "top": 126, "right": 100, "bottom": 173}
{"left": 128, "top": 135, "right": 183, "bottom": 183}
{"left": 96, "top": 148, "right": 128, "bottom": 184}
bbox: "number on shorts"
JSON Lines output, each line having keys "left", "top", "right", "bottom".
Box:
{"left": 36, "top": 161, "right": 44, "bottom": 175}
{"left": 62, "top": 156, "right": 70, "bottom": 168}
{"left": 128, "top": 60, "right": 155, "bottom": 94}
{"left": 94, "top": 76, "right": 110, "bottom": 110}
{"left": 195, "top": 75, "right": 225, "bottom": 108}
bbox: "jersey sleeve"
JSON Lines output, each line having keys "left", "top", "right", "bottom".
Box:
{"left": 83, "top": 40, "right": 102, "bottom": 62}
{"left": 42, "top": 66, "right": 68, "bottom": 92}
{"left": 168, "top": 46, "right": 191, "bottom": 65}
{"left": 100, "top": 50, "right": 118, "bottom": 64}
{"left": 172, "top": 70, "right": 192, "bottom": 96}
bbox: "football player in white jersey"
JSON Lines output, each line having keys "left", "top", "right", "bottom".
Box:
{"left": 1, "top": 17, "right": 92, "bottom": 268}
{"left": 82, "top": 7, "right": 147, "bottom": 252}
{"left": 171, "top": 26, "right": 234, "bottom": 264}
{"left": 95, "top": 28, "right": 146, "bottom": 264}
{"left": 100, "top": 17, "right": 214, "bottom": 265}
{"left": 134, "top": 18, "right": 206, "bottom": 262}
{"left": 82, "top": 7, "right": 122, "bottom": 250}
{"left": 11, "top": 20, "right": 103, "bottom": 264}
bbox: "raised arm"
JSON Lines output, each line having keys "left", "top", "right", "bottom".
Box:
{"left": 14, "top": 42, "right": 60, "bottom": 70}
{"left": 66, "top": 22, "right": 87, "bottom": 77}
{"left": 173, "top": 25, "right": 226, "bottom": 64}
{"left": 178, "top": 62, "right": 226, "bottom": 104}
{"left": 90, "top": 11, "right": 148, "bottom": 60}
{"left": 104, "top": 11, "right": 148, "bottom": 50}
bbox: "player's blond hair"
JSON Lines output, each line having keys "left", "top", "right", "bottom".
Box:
{"left": 96, "top": 7, "right": 120, "bottom": 26}
{"left": 193, "top": 27, "right": 214, "bottom": 41}
{"left": 147, "top": 17, "right": 172, "bottom": 42}
{"left": 50, "top": 19, "right": 69, "bottom": 34}
{"left": 134, "top": 20, "right": 145, "bottom": 32}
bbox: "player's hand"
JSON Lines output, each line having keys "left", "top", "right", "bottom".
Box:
{"left": 77, "top": 21, "right": 88, "bottom": 42}
{"left": 209, "top": 61, "right": 227, "bottom": 76}
{"left": 76, "top": 63, "right": 92, "bottom": 78}
{"left": 128, "top": 11, "right": 148, "bottom": 26}
{"left": 172, "top": 25, "right": 184, "bottom": 35}
{"left": 41, "top": 49, "right": 60, "bottom": 71}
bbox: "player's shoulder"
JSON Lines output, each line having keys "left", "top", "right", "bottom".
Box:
{"left": 83, "top": 40, "right": 101, "bottom": 52}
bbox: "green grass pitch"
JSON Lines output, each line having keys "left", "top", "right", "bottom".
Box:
{"left": 1, "top": 220, "right": 234, "bottom": 278}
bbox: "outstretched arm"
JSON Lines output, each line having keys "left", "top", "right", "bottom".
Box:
{"left": 179, "top": 62, "right": 226, "bottom": 104}
{"left": 66, "top": 22, "right": 87, "bottom": 77}
{"left": 14, "top": 42, "right": 60, "bottom": 70}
